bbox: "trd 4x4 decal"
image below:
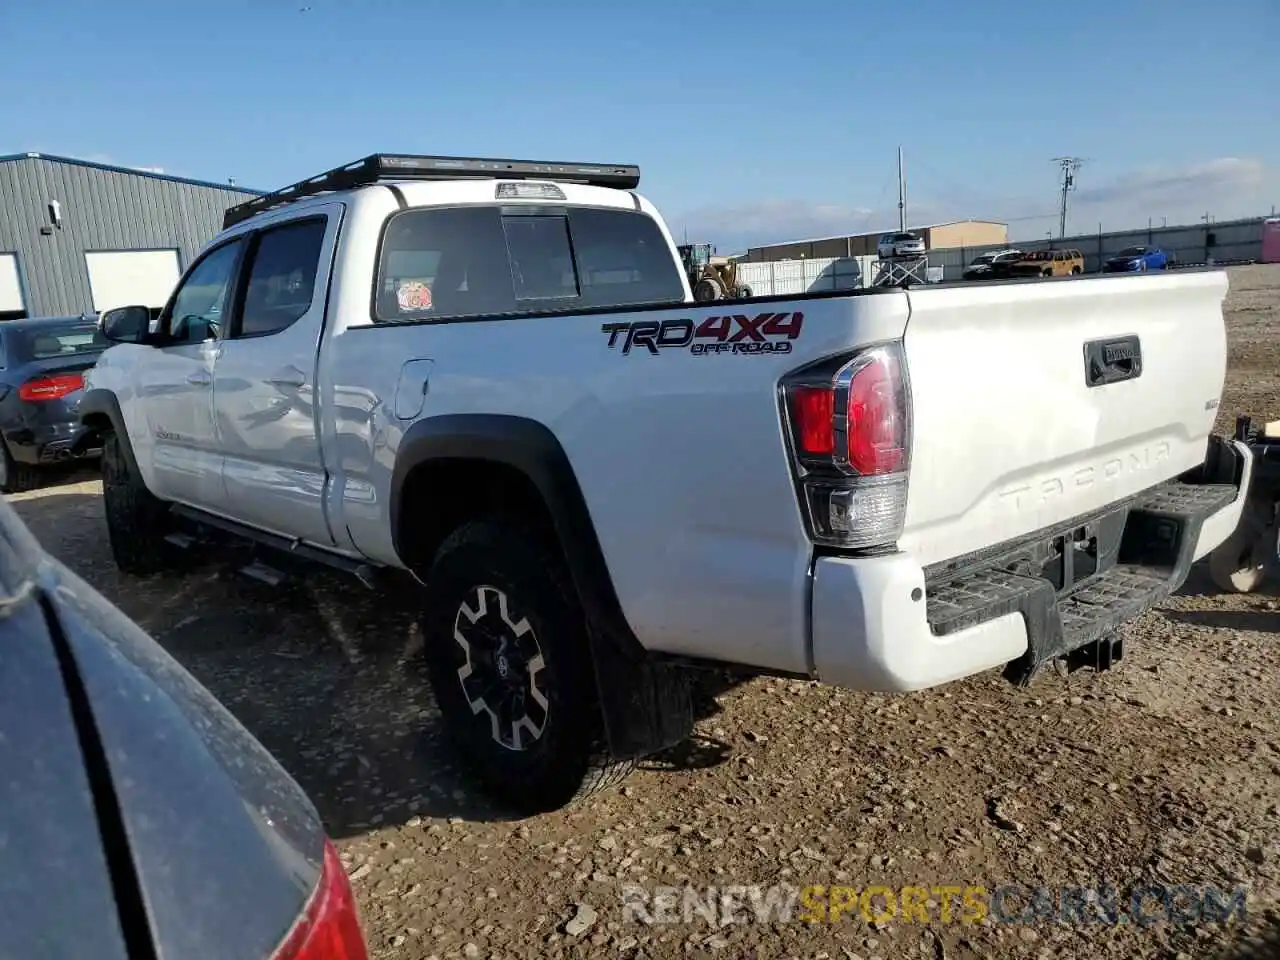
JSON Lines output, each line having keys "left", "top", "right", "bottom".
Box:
{"left": 602, "top": 312, "right": 804, "bottom": 356}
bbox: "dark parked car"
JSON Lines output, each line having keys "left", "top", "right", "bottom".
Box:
{"left": 1103, "top": 245, "right": 1172, "bottom": 272}
{"left": 0, "top": 494, "right": 369, "bottom": 959}
{"left": 962, "top": 249, "right": 1023, "bottom": 280}
{"left": 0, "top": 314, "right": 109, "bottom": 492}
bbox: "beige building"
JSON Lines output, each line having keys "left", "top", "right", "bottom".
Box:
{"left": 744, "top": 219, "right": 1009, "bottom": 262}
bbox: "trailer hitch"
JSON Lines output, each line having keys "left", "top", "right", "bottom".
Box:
{"left": 1062, "top": 631, "right": 1124, "bottom": 675}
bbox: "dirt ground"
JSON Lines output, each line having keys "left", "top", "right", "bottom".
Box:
{"left": 9, "top": 264, "right": 1280, "bottom": 960}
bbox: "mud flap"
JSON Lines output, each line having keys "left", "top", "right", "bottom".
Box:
{"left": 586, "top": 621, "right": 695, "bottom": 762}
{"left": 1208, "top": 491, "right": 1277, "bottom": 593}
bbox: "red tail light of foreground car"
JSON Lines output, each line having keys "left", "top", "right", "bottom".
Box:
{"left": 19, "top": 373, "right": 85, "bottom": 402}
{"left": 273, "top": 839, "right": 369, "bottom": 960}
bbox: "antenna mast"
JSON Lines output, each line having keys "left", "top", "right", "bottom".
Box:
{"left": 897, "top": 146, "right": 907, "bottom": 232}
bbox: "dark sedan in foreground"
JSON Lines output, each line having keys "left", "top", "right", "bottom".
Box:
{"left": 0, "top": 494, "right": 369, "bottom": 959}
{"left": 0, "top": 314, "right": 109, "bottom": 492}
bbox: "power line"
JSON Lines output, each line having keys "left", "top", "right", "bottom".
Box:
{"left": 1051, "top": 157, "right": 1086, "bottom": 238}
{"left": 899, "top": 153, "right": 1073, "bottom": 228}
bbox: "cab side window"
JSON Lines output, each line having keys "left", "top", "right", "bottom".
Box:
{"left": 237, "top": 219, "right": 327, "bottom": 338}
{"left": 167, "top": 239, "right": 245, "bottom": 344}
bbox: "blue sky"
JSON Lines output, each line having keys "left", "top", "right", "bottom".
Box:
{"left": 2, "top": 0, "right": 1276, "bottom": 251}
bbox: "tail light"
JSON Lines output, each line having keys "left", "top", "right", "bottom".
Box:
{"left": 19, "top": 373, "right": 84, "bottom": 402}
{"left": 781, "top": 344, "right": 911, "bottom": 550}
{"left": 273, "top": 839, "right": 369, "bottom": 960}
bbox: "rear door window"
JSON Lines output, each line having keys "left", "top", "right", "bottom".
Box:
{"left": 236, "top": 219, "right": 327, "bottom": 338}
{"left": 374, "top": 205, "right": 685, "bottom": 322}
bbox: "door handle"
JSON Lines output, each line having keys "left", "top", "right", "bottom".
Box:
{"left": 266, "top": 366, "right": 307, "bottom": 388}
{"left": 186, "top": 371, "right": 212, "bottom": 386}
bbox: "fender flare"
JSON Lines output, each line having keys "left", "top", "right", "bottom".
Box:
{"left": 391, "top": 414, "right": 638, "bottom": 654}
{"left": 390, "top": 414, "right": 694, "bottom": 759}
{"left": 76, "top": 389, "right": 142, "bottom": 478}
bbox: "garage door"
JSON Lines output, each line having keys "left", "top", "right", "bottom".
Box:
{"left": 85, "top": 249, "right": 182, "bottom": 312}
{"left": 0, "top": 254, "right": 24, "bottom": 314}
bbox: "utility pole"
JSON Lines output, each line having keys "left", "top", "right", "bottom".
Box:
{"left": 897, "top": 145, "right": 906, "bottom": 233}
{"left": 1051, "top": 157, "right": 1084, "bottom": 238}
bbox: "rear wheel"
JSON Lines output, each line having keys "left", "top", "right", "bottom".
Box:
{"left": 0, "top": 440, "right": 42, "bottom": 494}
{"left": 420, "top": 518, "right": 633, "bottom": 813}
{"left": 101, "top": 431, "right": 174, "bottom": 576}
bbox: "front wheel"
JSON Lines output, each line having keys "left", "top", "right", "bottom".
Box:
{"left": 419, "top": 518, "right": 633, "bottom": 813}
{"left": 101, "top": 431, "right": 175, "bottom": 576}
{"left": 693, "top": 278, "right": 722, "bottom": 302}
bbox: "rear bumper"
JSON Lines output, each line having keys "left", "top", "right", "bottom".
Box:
{"left": 810, "top": 437, "right": 1253, "bottom": 692}
{"left": 3, "top": 421, "right": 102, "bottom": 465}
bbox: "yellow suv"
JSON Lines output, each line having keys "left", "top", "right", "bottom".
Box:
{"left": 1007, "top": 248, "right": 1085, "bottom": 278}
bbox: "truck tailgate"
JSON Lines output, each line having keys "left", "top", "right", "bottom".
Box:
{"left": 897, "top": 270, "right": 1228, "bottom": 567}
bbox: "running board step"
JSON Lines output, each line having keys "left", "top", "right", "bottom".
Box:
{"left": 239, "top": 561, "right": 286, "bottom": 587}
{"left": 168, "top": 505, "right": 384, "bottom": 590}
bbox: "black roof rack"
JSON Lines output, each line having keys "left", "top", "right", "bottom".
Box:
{"left": 221, "top": 153, "right": 641, "bottom": 229}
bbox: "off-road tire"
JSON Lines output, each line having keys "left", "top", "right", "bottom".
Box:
{"left": 420, "top": 518, "right": 634, "bottom": 813}
{"left": 0, "top": 440, "right": 42, "bottom": 494}
{"left": 693, "top": 278, "right": 722, "bottom": 303}
{"left": 101, "top": 430, "right": 174, "bottom": 576}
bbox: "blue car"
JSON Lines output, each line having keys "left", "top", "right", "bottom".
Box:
{"left": 1103, "top": 245, "right": 1173, "bottom": 272}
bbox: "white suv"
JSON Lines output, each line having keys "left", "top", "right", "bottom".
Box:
{"left": 877, "top": 231, "right": 926, "bottom": 260}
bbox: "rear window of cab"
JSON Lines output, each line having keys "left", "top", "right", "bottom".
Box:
{"left": 373, "top": 205, "right": 686, "bottom": 322}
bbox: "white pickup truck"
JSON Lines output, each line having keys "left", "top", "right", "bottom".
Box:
{"left": 76, "top": 153, "right": 1253, "bottom": 813}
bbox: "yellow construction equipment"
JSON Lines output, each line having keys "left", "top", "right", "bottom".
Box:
{"left": 678, "top": 243, "right": 752, "bottom": 302}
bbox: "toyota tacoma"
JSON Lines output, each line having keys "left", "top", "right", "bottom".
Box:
{"left": 76, "top": 152, "right": 1253, "bottom": 812}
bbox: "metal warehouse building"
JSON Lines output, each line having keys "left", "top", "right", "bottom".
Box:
{"left": 0, "top": 152, "right": 260, "bottom": 320}
{"left": 745, "top": 219, "right": 1009, "bottom": 262}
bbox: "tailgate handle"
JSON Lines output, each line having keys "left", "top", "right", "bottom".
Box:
{"left": 1084, "top": 336, "right": 1142, "bottom": 388}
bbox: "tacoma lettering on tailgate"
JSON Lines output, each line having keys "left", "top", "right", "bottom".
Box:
{"left": 602, "top": 312, "right": 803, "bottom": 356}
{"left": 997, "top": 442, "right": 1173, "bottom": 510}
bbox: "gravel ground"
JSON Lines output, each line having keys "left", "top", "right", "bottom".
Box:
{"left": 8, "top": 264, "right": 1280, "bottom": 960}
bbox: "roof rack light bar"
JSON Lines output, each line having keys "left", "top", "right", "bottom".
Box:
{"left": 222, "top": 153, "right": 641, "bottom": 229}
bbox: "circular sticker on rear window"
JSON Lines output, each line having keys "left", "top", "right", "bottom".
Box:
{"left": 397, "top": 281, "right": 432, "bottom": 311}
